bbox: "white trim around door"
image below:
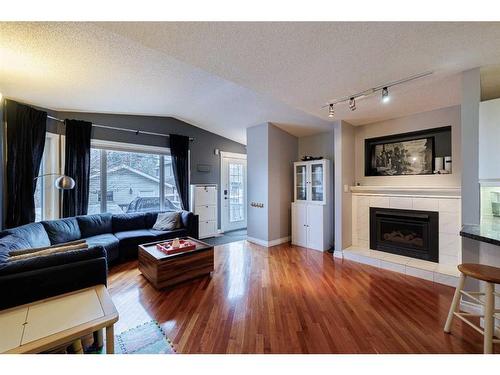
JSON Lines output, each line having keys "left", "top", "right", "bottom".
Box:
{"left": 220, "top": 151, "right": 247, "bottom": 232}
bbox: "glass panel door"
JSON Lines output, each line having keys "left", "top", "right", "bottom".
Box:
{"left": 229, "top": 163, "right": 245, "bottom": 223}
{"left": 311, "top": 163, "right": 324, "bottom": 202}
{"left": 295, "top": 164, "right": 307, "bottom": 201}
{"left": 221, "top": 155, "right": 247, "bottom": 232}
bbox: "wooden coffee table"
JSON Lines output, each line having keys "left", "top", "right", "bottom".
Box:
{"left": 138, "top": 237, "right": 214, "bottom": 289}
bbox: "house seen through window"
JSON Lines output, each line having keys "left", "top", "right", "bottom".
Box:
{"left": 88, "top": 144, "right": 181, "bottom": 215}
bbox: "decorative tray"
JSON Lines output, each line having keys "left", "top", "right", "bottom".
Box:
{"left": 156, "top": 239, "right": 196, "bottom": 255}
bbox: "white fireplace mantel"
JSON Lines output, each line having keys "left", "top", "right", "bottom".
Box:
{"left": 350, "top": 185, "right": 461, "bottom": 198}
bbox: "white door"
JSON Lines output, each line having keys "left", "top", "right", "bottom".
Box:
{"left": 221, "top": 152, "right": 247, "bottom": 232}
{"left": 291, "top": 203, "right": 308, "bottom": 247}
{"left": 307, "top": 204, "right": 324, "bottom": 251}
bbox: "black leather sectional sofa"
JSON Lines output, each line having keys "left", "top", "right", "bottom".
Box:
{"left": 0, "top": 210, "right": 198, "bottom": 309}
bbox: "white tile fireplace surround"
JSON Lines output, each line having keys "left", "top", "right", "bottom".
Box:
{"left": 340, "top": 185, "right": 462, "bottom": 287}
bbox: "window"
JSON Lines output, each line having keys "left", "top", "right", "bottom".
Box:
{"left": 229, "top": 163, "right": 244, "bottom": 222}
{"left": 34, "top": 161, "right": 44, "bottom": 222}
{"left": 35, "top": 133, "right": 60, "bottom": 222}
{"left": 33, "top": 138, "right": 181, "bottom": 220}
{"left": 88, "top": 149, "right": 101, "bottom": 214}
{"left": 90, "top": 141, "right": 181, "bottom": 214}
{"left": 164, "top": 155, "right": 181, "bottom": 210}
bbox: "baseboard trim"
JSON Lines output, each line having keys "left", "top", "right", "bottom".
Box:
{"left": 246, "top": 236, "right": 290, "bottom": 248}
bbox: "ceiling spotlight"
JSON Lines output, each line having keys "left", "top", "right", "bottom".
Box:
{"left": 382, "top": 87, "right": 390, "bottom": 103}
{"left": 328, "top": 104, "right": 335, "bottom": 118}
{"left": 348, "top": 97, "right": 356, "bottom": 111}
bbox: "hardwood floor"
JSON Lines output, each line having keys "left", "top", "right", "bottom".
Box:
{"left": 108, "top": 240, "right": 496, "bottom": 354}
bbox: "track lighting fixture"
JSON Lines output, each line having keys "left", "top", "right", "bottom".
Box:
{"left": 348, "top": 97, "right": 356, "bottom": 111}
{"left": 328, "top": 104, "right": 335, "bottom": 118}
{"left": 382, "top": 87, "right": 390, "bottom": 103}
{"left": 322, "top": 71, "right": 432, "bottom": 118}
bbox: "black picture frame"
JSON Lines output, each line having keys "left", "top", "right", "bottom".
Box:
{"left": 364, "top": 126, "right": 451, "bottom": 177}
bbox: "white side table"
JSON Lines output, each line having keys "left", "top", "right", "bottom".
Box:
{"left": 0, "top": 285, "right": 119, "bottom": 354}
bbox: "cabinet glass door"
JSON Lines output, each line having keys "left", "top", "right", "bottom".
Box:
{"left": 295, "top": 164, "right": 307, "bottom": 201}
{"left": 310, "top": 163, "right": 324, "bottom": 202}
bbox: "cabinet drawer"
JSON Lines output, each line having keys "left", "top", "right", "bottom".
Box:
{"left": 195, "top": 187, "right": 217, "bottom": 206}
{"left": 196, "top": 205, "right": 217, "bottom": 221}
{"left": 199, "top": 220, "right": 217, "bottom": 238}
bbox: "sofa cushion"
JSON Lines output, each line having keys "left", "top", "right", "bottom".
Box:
{"left": 5, "top": 222, "right": 51, "bottom": 248}
{"left": 0, "top": 235, "right": 32, "bottom": 264}
{"left": 114, "top": 229, "right": 156, "bottom": 259}
{"left": 77, "top": 213, "right": 113, "bottom": 238}
{"left": 85, "top": 233, "right": 120, "bottom": 263}
{"left": 112, "top": 213, "right": 147, "bottom": 232}
{"left": 148, "top": 228, "right": 188, "bottom": 240}
{"left": 145, "top": 211, "right": 160, "bottom": 228}
{"left": 180, "top": 211, "right": 193, "bottom": 228}
{"left": 114, "top": 229, "right": 155, "bottom": 243}
{"left": 42, "top": 218, "right": 81, "bottom": 245}
{"left": 152, "top": 212, "right": 181, "bottom": 231}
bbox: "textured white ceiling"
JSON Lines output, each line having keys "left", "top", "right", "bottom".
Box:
{"left": 0, "top": 22, "right": 331, "bottom": 144}
{"left": 2, "top": 22, "right": 500, "bottom": 144}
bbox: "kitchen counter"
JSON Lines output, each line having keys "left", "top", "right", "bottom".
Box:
{"left": 460, "top": 217, "right": 500, "bottom": 246}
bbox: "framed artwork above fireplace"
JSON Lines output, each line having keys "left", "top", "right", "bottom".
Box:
{"left": 364, "top": 126, "right": 452, "bottom": 177}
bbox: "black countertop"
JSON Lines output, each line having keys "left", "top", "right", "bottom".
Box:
{"left": 460, "top": 217, "right": 500, "bottom": 246}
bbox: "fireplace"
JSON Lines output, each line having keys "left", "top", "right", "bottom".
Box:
{"left": 369, "top": 207, "right": 439, "bottom": 263}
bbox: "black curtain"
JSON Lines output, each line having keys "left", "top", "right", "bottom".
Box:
{"left": 169, "top": 134, "right": 190, "bottom": 210}
{"left": 62, "top": 119, "right": 92, "bottom": 217}
{"left": 5, "top": 100, "right": 47, "bottom": 228}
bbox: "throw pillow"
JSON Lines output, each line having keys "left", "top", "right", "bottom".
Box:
{"left": 8, "top": 239, "right": 87, "bottom": 257}
{"left": 8, "top": 242, "right": 88, "bottom": 262}
{"left": 152, "top": 212, "right": 181, "bottom": 231}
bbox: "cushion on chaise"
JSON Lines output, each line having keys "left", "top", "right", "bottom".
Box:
{"left": 77, "top": 213, "right": 113, "bottom": 238}
{"left": 85, "top": 233, "right": 120, "bottom": 263}
{"left": 41, "top": 218, "right": 81, "bottom": 245}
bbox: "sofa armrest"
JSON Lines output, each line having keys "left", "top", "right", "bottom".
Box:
{"left": 180, "top": 211, "right": 199, "bottom": 239}
{"left": 0, "top": 257, "right": 108, "bottom": 310}
{"left": 0, "top": 246, "right": 107, "bottom": 277}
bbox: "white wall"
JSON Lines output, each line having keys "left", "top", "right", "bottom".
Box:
{"left": 354, "top": 105, "right": 461, "bottom": 187}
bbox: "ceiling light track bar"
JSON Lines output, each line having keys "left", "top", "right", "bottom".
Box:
{"left": 322, "top": 71, "right": 434, "bottom": 108}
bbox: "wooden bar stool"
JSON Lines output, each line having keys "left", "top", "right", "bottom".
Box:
{"left": 444, "top": 263, "right": 500, "bottom": 354}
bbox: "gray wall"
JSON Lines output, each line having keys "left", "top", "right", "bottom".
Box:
{"left": 460, "top": 68, "right": 481, "bottom": 292}
{"left": 298, "top": 130, "right": 335, "bottom": 161}
{"left": 247, "top": 123, "right": 298, "bottom": 243}
{"left": 0, "top": 99, "right": 4, "bottom": 228}
{"left": 1, "top": 99, "right": 246, "bottom": 229}
{"left": 461, "top": 69, "right": 481, "bottom": 226}
{"left": 333, "top": 120, "right": 356, "bottom": 251}
{"left": 246, "top": 124, "right": 269, "bottom": 241}
{"left": 268, "top": 124, "right": 298, "bottom": 241}
{"left": 53, "top": 111, "right": 246, "bottom": 229}
{"left": 55, "top": 111, "right": 246, "bottom": 185}
{"left": 298, "top": 130, "right": 335, "bottom": 245}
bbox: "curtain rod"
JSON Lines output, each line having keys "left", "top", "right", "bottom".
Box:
{"left": 47, "top": 115, "right": 195, "bottom": 142}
